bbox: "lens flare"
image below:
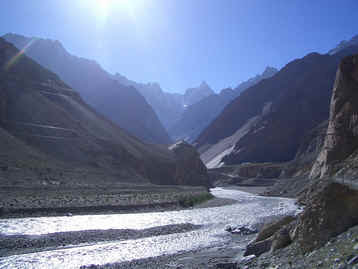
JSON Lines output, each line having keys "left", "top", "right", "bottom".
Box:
{"left": 5, "top": 38, "right": 37, "bottom": 71}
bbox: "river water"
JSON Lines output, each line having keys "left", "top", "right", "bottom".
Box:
{"left": 0, "top": 188, "right": 298, "bottom": 268}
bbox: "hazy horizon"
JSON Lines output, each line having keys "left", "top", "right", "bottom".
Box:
{"left": 0, "top": 0, "right": 357, "bottom": 93}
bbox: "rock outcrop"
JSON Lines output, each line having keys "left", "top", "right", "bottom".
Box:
{"left": 311, "top": 54, "right": 358, "bottom": 178}
{"left": 295, "top": 181, "right": 358, "bottom": 253}
{"left": 169, "top": 141, "right": 210, "bottom": 187}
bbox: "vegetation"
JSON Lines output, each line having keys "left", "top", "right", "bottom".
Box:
{"left": 179, "top": 192, "right": 214, "bottom": 208}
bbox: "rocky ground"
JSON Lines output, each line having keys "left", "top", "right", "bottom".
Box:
{"left": 243, "top": 224, "right": 358, "bottom": 269}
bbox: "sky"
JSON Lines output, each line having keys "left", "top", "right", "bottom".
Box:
{"left": 0, "top": 0, "right": 357, "bottom": 93}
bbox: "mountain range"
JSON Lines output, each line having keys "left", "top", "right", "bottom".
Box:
{"left": 0, "top": 37, "right": 209, "bottom": 189}
{"left": 169, "top": 67, "right": 278, "bottom": 142}
{"left": 197, "top": 41, "right": 358, "bottom": 168}
{"left": 3, "top": 33, "right": 172, "bottom": 145}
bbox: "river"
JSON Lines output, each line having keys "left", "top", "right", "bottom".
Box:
{"left": 0, "top": 188, "right": 298, "bottom": 268}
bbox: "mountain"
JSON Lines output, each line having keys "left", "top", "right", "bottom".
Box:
{"left": 234, "top": 66, "right": 278, "bottom": 93}
{"left": 169, "top": 88, "right": 236, "bottom": 142}
{"left": 0, "top": 37, "right": 209, "bottom": 188}
{"left": 168, "top": 67, "right": 278, "bottom": 143}
{"left": 183, "top": 81, "right": 215, "bottom": 107}
{"left": 113, "top": 73, "right": 184, "bottom": 130}
{"left": 3, "top": 33, "right": 171, "bottom": 144}
{"left": 328, "top": 34, "right": 358, "bottom": 55}
{"left": 197, "top": 43, "right": 358, "bottom": 168}
{"left": 113, "top": 74, "right": 216, "bottom": 132}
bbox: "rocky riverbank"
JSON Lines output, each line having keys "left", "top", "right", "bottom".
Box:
{"left": 0, "top": 186, "right": 213, "bottom": 219}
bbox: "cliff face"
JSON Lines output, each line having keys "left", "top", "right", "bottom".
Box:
{"left": 310, "top": 54, "right": 358, "bottom": 179}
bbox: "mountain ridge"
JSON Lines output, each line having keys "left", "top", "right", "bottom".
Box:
{"left": 3, "top": 33, "right": 171, "bottom": 145}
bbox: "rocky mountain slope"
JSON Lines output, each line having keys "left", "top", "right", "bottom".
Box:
{"left": 197, "top": 44, "right": 358, "bottom": 168}
{"left": 113, "top": 74, "right": 216, "bottom": 131}
{"left": 238, "top": 55, "right": 358, "bottom": 268}
{"left": 113, "top": 73, "right": 185, "bottom": 130}
{"left": 0, "top": 38, "right": 209, "bottom": 189}
{"left": 182, "top": 81, "right": 214, "bottom": 107}
{"left": 329, "top": 34, "right": 358, "bottom": 55}
{"left": 3, "top": 33, "right": 171, "bottom": 145}
{"left": 234, "top": 66, "right": 278, "bottom": 94}
{"left": 169, "top": 67, "right": 278, "bottom": 143}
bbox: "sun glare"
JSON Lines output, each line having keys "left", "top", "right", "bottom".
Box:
{"left": 92, "top": 0, "right": 136, "bottom": 24}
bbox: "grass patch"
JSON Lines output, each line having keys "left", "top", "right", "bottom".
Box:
{"left": 179, "top": 192, "right": 214, "bottom": 208}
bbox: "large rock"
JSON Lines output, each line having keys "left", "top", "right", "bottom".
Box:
{"left": 244, "top": 215, "right": 296, "bottom": 257}
{"left": 169, "top": 141, "right": 210, "bottom": 187}
{"left": 311, "top": 54, "right": 358, "bottom": 178}
{"left": 295, "top": 182, "right": 358, "bottom": 253}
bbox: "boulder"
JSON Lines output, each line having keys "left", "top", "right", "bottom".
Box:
{"left": 270, "top": 227, "right": 292, "bottom": 252}
{"left": 295, "top": 182, "right": 358, "bottom": 253}
{"left": 244, "top": 237, "right": 273, "bottom": 257}
{"left": 169, "top": 140, "right": 210, "bottom": 186}
{"left": 244, "top": 215, "right": 296, "bottom": 256}
{"left": 255, "top": 215, "right": 296, "bottom": 242}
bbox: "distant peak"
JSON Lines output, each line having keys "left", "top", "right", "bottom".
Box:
{"left": 262, "top": 66, "right": 278, "bottom": 76}
{"left": 200, "top": 81, "right": 209, "bottom": 88}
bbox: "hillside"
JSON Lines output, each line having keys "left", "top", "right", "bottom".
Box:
{"left": 3, "top": 33, "right": 171, "bottom": 145}
{"left": 0, "top": 38, "right": 209, "bottom": 189}
{"left": 197, "top": 44, "right": 358, "bottom": 168}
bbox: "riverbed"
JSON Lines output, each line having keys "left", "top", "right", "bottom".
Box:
{"left": 0, "top": 188, "right": 298, "bottom": 268}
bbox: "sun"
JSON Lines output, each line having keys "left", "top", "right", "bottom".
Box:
{"left": 80, "top": 0, "right": 144, "bottom": 30}
{"left": 95, "top": 0, "right": 134, "bottom": 17}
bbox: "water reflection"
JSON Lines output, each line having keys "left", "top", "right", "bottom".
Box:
{"left": 0, "top": 188, "right": 298, "bottom": 268}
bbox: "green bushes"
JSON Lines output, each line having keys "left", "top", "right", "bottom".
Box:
{"left": 179, "top": 192, "right": 214, "bottom": 208}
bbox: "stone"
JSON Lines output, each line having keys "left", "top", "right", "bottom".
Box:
{"left": 353, "top": 243, "right": 358, "bottom": 250}
{"left": 348, "top": 255, "right": 358, "bottom": 265}
{"left": 270, "top": 227, "right": 292, "bottom": 252}
{"left": 295, "top": 182, "right": 358, "bottom": 253}
{"left": 240, "top": 254, "right": 256, "bottom": 264}
{"left": 256, "top": 215, "right": 296, "bottom": 242}
{"left": 169, "top": 140, "right": 210, "bottom": 186}
{"left": 227, "top": 226, "right": 257, "bottom": 235}
{"left": 244, "top": 237, "right": 273, "bottom": 257}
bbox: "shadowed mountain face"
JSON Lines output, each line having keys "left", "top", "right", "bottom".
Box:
{"left": 197, "top": 45, "right": 358, "bottom": 168}
{"left": 0, "top": 38, "right": 209, "bottom": 187}
{"left": 3, "top": 33, "right": 171, "bottom": 145}
{"left": 113, "top": 74, "right": 216, "bottom": 132}
{"left": 169, "top": 67, "right": 278, "bottom": 143}
{"left": 113, "top": 74, "right": 185, "bottom": 130}
{"left": 183, "top": 81, "right": 214, "bottom": 107}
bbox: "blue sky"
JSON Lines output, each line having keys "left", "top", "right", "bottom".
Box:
{"left": 0, "top": 0, "right": 357, "bottom": 93}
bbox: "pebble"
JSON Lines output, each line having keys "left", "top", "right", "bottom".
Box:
{"left": 353, "top": 243, "right": 358, "bottom": 250}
